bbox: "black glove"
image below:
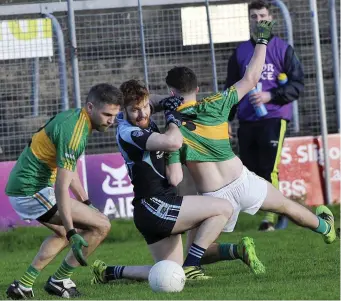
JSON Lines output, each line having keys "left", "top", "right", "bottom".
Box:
{"left": 164, "top": 110, "right": 183, "bottom": 127}
{"left": 160, "top": 96, "right": 184, "bottom": 111}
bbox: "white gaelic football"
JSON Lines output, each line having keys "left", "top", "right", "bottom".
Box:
{"left": 148, "top": 260, "right": 186, "bottom": 293}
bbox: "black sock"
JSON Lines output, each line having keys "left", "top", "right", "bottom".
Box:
{"left": 105, "top": 266, "right": 125, "bottom": 281}
{"left": 183, "top": 243, "right": 206, "bottom": 267}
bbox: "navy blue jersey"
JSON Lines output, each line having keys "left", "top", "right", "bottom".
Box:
{"left": 116, "top": 112, "right": 177, "bottom": 199}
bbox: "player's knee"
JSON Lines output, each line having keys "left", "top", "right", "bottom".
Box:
{"left": 96, "top": 214, "right": 111, "bottom": 237}
{"left": 221, "top": 201, "right": 234, "bottom": 221}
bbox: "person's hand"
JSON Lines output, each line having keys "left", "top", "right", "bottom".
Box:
{"left": 164, "top": 110, "right": 183, "bottom": 127}
{"left": 67, "top": 230, "right": 88, "bottom": 266}
{"left": 249, "top": 91, "right": 272, "bottom": 106}
{"left": 160, "top": 96, "right": 184, "bottom": 111}
{"left": 256, "top": 20, "right": 275, "bottom": 45}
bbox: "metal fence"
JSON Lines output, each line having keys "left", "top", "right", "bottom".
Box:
{"left": 0, "top": 0, "right": 339, "bottom": 162}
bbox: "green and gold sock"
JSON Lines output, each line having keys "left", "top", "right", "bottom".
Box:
{"left": 219, "top": 243, "right": 241, "bottom": 260}
{"left": 264, "top": 212, "right": 277, "bottom": 224}
{"left": 19, "top": 265, "right": 40, "bottom": 288}
{"left": 53, "top": 260, "right": 76, "bottom": 280}
{"left": 314, "top": 216, "right": 331, "bottom": 235}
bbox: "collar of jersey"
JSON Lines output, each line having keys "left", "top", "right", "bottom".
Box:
{"left": 81, "top": 108, "right": 92, "bottom": 132}
{"left": 176, "top": 100, "right": 197, "bottom": 111}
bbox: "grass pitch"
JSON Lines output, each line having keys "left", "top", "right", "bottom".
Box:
{"left": 0, "top": 206, "right": 339, "bottom": 300}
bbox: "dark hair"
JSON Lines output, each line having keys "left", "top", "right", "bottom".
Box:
{"left": 119, "top": 79, "right": 149, "bottom": 108}
{"left": 165, "top": 66, "right": 198, "bottom": 94}
{"left": 249, "top": 0, "right": 271, "bottom": 12}
{"left": 87, "top": 83, "right": 123, "bottom": 107}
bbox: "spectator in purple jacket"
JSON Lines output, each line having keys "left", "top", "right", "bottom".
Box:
{"left": 225, "top": 0, "right": 304, "bottom": 231}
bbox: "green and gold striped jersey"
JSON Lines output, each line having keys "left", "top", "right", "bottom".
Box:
{"left": 167, "top": 87, "right": 238, "bottom": 165}
{"left": 6, "top": 108, "right": 92, "bottom": 196}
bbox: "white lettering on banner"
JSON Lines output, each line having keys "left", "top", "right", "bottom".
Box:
{"left": 281, "top": 144, "right": 341, "bottom": 166}
{"left": 103, "top": 198, "right": 120, "bottom": 218}
{"left": 297, "top": 144, "right": 319, "bottom": 163}
{"left": 279, "top": 179, "right": 307, "bottom": 198}
{"left": 322, "top": 167, "right": 341, "bottom": 182}
{"left": 331, "top": 168, "right": 341, "bottom": 181}
{"left": 103, "top": 197, "right": 133, "bottom": 218}
{"left": 281, "top": 146, "right": 292, "bottom": 164}
{"left": 101, "top": 163, "right": 133, "bottom": 195}
{"left": 317, "top": 147, "right": 340, "bottom": 166}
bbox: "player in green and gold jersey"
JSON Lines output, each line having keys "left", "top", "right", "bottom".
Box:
{"left": 164, "top": 62, "right": 336, "bottom": 261}
{"left": 5, "top": 83, "right": 123, "bottom": 299}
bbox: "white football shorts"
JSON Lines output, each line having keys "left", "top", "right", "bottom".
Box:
{"left": 200, "top": 166, "right": 268, "bottom": 232}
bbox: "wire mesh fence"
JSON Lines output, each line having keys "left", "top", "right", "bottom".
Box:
{"left": 0, "top": 14, "right": 70, "bottom": 161}
{"left": 74, "top": 8, "right": 144, "bottom": 154}
{"left": 0, "top": 0, "right": 339, "bottom": 162}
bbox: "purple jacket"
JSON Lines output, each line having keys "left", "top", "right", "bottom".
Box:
{"left": 224, "top": 36, "right": 304, "bottom": 122}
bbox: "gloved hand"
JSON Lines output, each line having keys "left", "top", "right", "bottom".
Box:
{"left": 160, "top": 96, "right": 184, "bottom": 111}
{"left": 164, "top": 110, "right": 183, "bottom": 127}
{"left": 67, "top": 230, "right": 88, "bottom": 266}
{"left": 256, "top": 20, "right": 276, "bottom": 45}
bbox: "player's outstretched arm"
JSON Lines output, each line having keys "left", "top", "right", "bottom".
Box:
{"left": 234, "top": 20, "right": 275, "bottom": 101}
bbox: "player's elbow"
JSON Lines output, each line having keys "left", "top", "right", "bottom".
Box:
{"left": 244, "top": 74, "right": 259, "bottom": 90}
{"left": 167, "top": 137, "right": 183, "bottom": 152}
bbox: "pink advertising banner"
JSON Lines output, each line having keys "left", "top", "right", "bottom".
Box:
{"left": 85, "top": 153, "right": 134, "bottom": 219}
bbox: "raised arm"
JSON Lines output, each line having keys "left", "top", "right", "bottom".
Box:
{"left": 234, "top": 20, "right": 275, "bottom": 101}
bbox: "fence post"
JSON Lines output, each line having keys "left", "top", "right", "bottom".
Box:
{"left": 43, "top": 13, "right": 69, "bottom": 111}
{"left": 67, "top": 0, "right": 82, "bottom": 109}
{"left": 272, "top": 0, "right": 300, "bottom": 133}
{"left": 31, "top": 57, "right": 39, "bottom": 117}
{"left": 205, "top": 0, "right": 218, "bottom": 93}
{"left": 138, "top": 0, "right": 149, "bottom": 88}
{"left": 328, "top": 0, "right": 340, "bottom": 132}
{"left": 309, "top": 0, "right": 332, "bottom": 205}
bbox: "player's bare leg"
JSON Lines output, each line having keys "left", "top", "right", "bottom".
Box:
{"left": 172, "top": 195, "right": 233, "bottom": 279}
{"left": 91, "top": 235, "right": 183, "bottom": 283}
{"left": 91, "top": 195, "right": 233, "bottom": 283}
{"left": 6, "top": 200, "right": 111, "bottom": 299}
{"left": 47, "top": 198, "right": 111, "bottom": 266}
{"left": 261, "top": 182, "right": 336, "bottom": 243}
{"left": 30, "top": 224, "right": 68, "bottom": 271}
{"left": 37, "top": 199, "right": 111, "bottom": 298}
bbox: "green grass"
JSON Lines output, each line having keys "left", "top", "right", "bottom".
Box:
{"left": 0, "top": 206, "right": 340, "bottom": 300}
